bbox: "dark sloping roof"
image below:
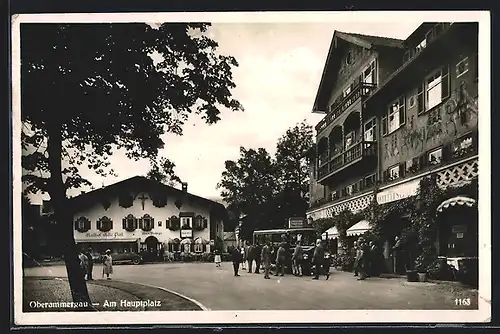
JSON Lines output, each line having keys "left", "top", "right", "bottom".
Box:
{"left": 67, "top": 176, "right": 227, "bottom": 217}
{"left": 312, "top": 30, "right": 404, "bottom": 113}
{"left": 336, "top": 31, "right": 405, "bottom": 49}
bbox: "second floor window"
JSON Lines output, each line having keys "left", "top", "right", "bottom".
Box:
{"left": 456, "top": 57, "right": 469, "bottom": 78}
{"left": 428, "top": 148, "right": 443, "bottom": 165}
{"left": 181, "top": 217, "right": 192, "bottom": 229}
{"left": 383, "top": 96, "right": 406, "bottom": 135}
{"left": 140, "top": 214, "right": 154, "bottom": 232}
{"left": 389, "top": 165, "right": 400, "bottom": 180}
{"left": 425, "top": 66, "right": 450, "bottom": 112}
{"left": 342, "top": 85, "right": 352, "bottom": 98}
{"left": 363, "top": 60, "right": 376, "bottom": 85}
{"left": 364, "top": 118, "right": 377, "bottom": 142}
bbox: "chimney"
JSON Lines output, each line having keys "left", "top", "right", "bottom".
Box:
{"left": 181, "top": 182, "right": 188, "bottom": 193}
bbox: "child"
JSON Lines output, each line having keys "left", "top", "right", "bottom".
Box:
{"left": 240, "top": 246, "right": 246, "bottom": 270}
{"left": 214, "top": 249, "right": 222, "bottom": 268}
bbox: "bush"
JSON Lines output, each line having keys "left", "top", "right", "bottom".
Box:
{"left": 201, "top": 253, "right": 214, "bottom": 262}
{"left": 456, "top": 258, "right": 478, "bottom": 288}
{"left": 426, "top": 258, "right": 457, "bottom": 281}
{"left": 180, "top": 252, "right": 194, "bottom": 262}
{"left": 331, "top": 253, "right": 354, "bottom": 271}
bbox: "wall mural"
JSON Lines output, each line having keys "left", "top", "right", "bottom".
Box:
{"left": 383, "top": 82, "right": 478, "bottom": 166}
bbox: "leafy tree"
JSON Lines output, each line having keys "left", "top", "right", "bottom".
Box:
{"left": 273, "top": 121, "right": 313, "bottom": 226}
{"left": 21, "top": 23, "right": 242, "bottom": 306}
{"left": 146, "top": 156, "right": 182, "bottom": 187}
{"left": 217, "top": 147, "right": 277, "bottom": 238}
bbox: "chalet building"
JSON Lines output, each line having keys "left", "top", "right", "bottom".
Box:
{"left": 306, "top": 23, "right": 479, "bottom": 269}
{"left": 58, "top": 176, "right": 227, "bottom": 256}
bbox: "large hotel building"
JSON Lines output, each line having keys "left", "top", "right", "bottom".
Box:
{"left": 306, "top": 22, "right": 479, "bottom": 271}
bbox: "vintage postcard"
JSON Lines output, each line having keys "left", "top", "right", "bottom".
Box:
{"left": 12, "top": 11, "right": 491, "bottom": 325}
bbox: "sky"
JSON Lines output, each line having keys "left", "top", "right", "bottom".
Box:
{"left": 26, "top": 19, "right": 423, "bottom": 205}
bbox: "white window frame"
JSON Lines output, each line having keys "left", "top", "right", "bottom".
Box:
{"left": 330, "top": 190, "right": 338, "bottom": 200}
{"left": 78, "top": 220, "right": 85, "bottom": 230}
{"left": 194, "top": 244, "right": 203, "bottom": 253}
{"left": 363, "top": 60, "right": 377, "bottom": 85}
{"left": 342, "top": 85, "right": 352, "bottom": 98}
{"left": 344, "top": 131, "right": 355, "bottom": 149}
{"left": 346, "top": 184, "right": 355, "bottom": 196}
{"left": 428, "top": 148, "right": 443, "bottom": 165}
{"left": 425, "top": 67, "right": 449, "bottom": 111}
{"left": 387, "top": 96, "right": 406, "bottom": 134}
{"left": 183, "top": 244, "right": 191, "bottom": 253}
{"left": 416, "top": 39, "right": 427, "bottom": 53}
{"left": 181, "top": 217, "right": 192, "bottom": 228}
{"left": 389, "top": 165, "right": 400, "bottom": 180}
{"left": 456, "top": 57, "right": 469, "bottom": 78}
{"left": 363, "top": 117, "right": 377, "bottom": 142}
{"left": 142, "top": 216, "right": 153, "bottom": 231}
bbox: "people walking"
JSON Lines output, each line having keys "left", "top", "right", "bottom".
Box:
{"left": 102, "top": 249, "right": 113, "bottom": 280}
{"left": 246, "top": 243, "right": 254, "bottom": 273}
{"left": 261, "top": 241, "right": 272, "bottom": 279}
{"left": 356, "top": 239, "right": 369, "bottom": 280}
{"left": 292, "top": 240, "right": 303, "bottom": 276}
{"left": 352, "top": 241, "right": 359, "bottom": 277}
{"left": 214, "top": 248, "right": 222, "bottom": 268}
{"left": 78, "top": 250, "right": 89, "bottom": 279}
{"left": 83, "top": 247, "right": 94, "bottom": 280}
{"left": 231, "top": 246, "right": 242, "bottom": 276}
{"left": 253, "top": 243, "right": 262, "bottom": 274}
{"left": 240, "top": 244, "right": 247, "bottom": 270}
{"left": 312, "top": 239, "right": 329, "bottom": 280}
{"left": 274, "top": 242, "right": 286, "bottom": 277}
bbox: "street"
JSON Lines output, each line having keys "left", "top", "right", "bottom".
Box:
{"left": 24, "top": 262, "right": 478, "bottom": 310}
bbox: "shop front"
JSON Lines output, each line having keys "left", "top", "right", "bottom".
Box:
{"left": 436, "top": 195, "right": 478, "bottom": 271}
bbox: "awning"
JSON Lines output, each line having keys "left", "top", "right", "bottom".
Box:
{"left": 437, "top": 196, "right": 477, "bottom": 213}
{"left": 346, "top": 220, "right": 371, "bottom": 237}
{"left": 180, "top": 238, "right": 192, "bottom": 244}
{"left": 324, "top": 226, "right": 339, "bottom": 239}
{"left": 76, "top": 238, "right": 139, "bottom": 243}
{"left": 194, "top": 237, "right": 208, "bottom": 244}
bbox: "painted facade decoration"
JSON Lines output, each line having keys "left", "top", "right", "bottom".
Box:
{"left": 382, "top": 78, "right": 478, "bottom": 169}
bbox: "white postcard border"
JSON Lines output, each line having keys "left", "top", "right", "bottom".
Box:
{"left": 12, "top": 10, "right": 491, "bottom": 325}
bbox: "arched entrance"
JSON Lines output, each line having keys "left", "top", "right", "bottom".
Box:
{"left": 144, "top": 236, "right": 159, "bottom": 262}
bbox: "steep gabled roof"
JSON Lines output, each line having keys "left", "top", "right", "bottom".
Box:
{"left": 312, "top": 30, "right": 404, "bottom": 113}
{"left": 67, "top": 176, "right": 227, "bottom": 218}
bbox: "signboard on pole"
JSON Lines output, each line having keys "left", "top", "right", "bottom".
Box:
{"left": 288, "top": 217, "right": 305, "bottom": 229}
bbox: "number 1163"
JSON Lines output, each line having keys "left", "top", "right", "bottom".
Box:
{"left": 455, "top": 298, "right": 471, "bottom": 306}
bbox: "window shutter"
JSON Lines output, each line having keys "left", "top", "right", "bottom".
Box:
{"left": 399, "top": 102, "right": 406, "bottom": 126}
{"left": 442, "top": 66, "right": 450, "bottom": 99}
{"left": 165, "top": 218, "right": 170, "bottom": 229}
{"left": 399, "top": 163, "right": 405, "bottom": 178}
{"left": 442, "top": 143, "right": 453, "bottom": 163}
{"left": 417, "top": 85, "right": 425, "bottom": 114}
{"left": 151, "top": 218, "right": 155, "bottom": 228}
{"left": 419, "top": 154, "right": 427, "bottom": 170}
{"left": 203, "top": 218, "right": 208, "bottom": 229}
{"left": 382, "top": 115, "right": 388, "bottom": 135}
{"left": 97, "top": 220, "right": 101, "bottom": 231}
{"left": 139, "top": 218, "right": 143, "bottom": 230}
{"left": 74, "top": 220, "right": 78, "bottom": 230}
{"left": 122, "top": 218, "right": 127, "bottom": 230}
{"left": 383, "top": 169, "right": 389, "bottom": 182}
{"left": 358, "top": 179, "right": 364, "bottom": 191}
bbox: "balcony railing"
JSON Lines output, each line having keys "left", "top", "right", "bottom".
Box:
{"left": 316, "top": 82, "right": 377, "bottom": 133}
{"left": 402, "top": 23, "right": 453, "bottom": 65}
{"left": 317, "top": 140, "right": 377, "bottom": 181}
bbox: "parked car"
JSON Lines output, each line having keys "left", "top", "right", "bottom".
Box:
{"left": 110, "top": 252, "right": 143, "bottom": 265}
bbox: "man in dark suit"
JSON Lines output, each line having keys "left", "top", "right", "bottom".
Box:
{"left": 312, "top": 239, "right": 330, "bottom": 280}
{"left": 84, "top": 247, "right": 94, "bottom": 280}
{"left": 231, "top": 246, "right": 242, "bottom": 276}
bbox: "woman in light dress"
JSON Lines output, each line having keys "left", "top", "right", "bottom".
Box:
{"left": 102, "top": 249, "right": 113, "bottom": 280}
{"left": 78, "top": 250, "right": 89, "bottom": 278}
{"left": 214, "top": 249, "right": 222, "bottom": 268}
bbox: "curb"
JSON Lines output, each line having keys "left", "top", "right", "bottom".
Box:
{"left": 114, "top": 279, "right": 210, "bottom": 311}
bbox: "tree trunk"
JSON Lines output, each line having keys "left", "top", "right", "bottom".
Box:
{"left": 47, "top": 124, "right": 93, "bottom": 310}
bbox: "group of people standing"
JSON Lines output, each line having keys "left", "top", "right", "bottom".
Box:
{"left": 351, "top": 237, "right": 384, "bottom": 280}
{"left": 78, "top": 248, "right": 114, "bottom": 280}
{"left": 228, "top": 238, "right": 330, "bottom": 280}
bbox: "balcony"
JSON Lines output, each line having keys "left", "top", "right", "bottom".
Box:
{"left": 316, "top": 82, "right": 377, "bottom": 133}
{"left": 317, "top": 140, "right": 377, "bottom": 182}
